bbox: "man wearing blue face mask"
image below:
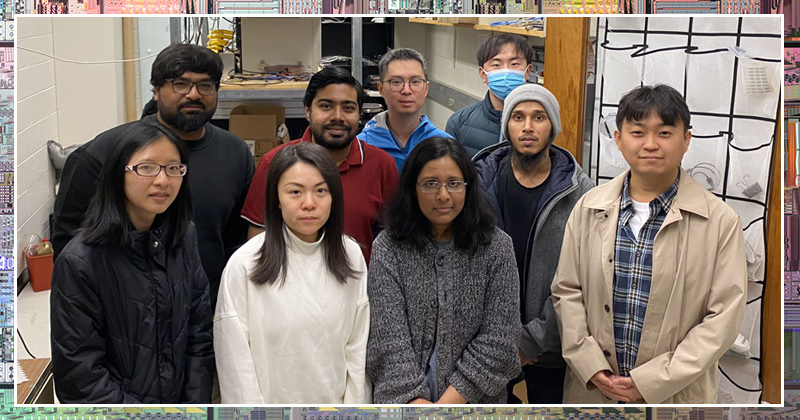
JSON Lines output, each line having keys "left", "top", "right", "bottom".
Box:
{"left": 446, "top": 34, "right": 533, "bottom": 157}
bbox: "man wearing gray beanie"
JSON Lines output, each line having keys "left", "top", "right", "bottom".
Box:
{"left": 473, "top": 83, "right": 594, "bottom": 403}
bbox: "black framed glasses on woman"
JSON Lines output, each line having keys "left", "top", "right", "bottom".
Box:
{"left": 416, "top": 180, "right": 467, "bottom": 194}
{"left": 125, "top": 163, "right": 188, "bottom": 177}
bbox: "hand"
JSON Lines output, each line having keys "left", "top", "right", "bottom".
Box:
{"left": 435, "top": 386, "right": 468, "bottom": 404}
{"left": 611, "top": 376, "right": 642, "bottom": 402}
{"left": 589, "top": 370, "right": 613, "bottom": 390}
{"left": 408, "top": 398, "right": 433, "bottom": 404}
{"left": 519, "top": 349, "right": 537, "bottom": 366}
{"left": 589, "top": 370, "right": 634, "bottom": 402}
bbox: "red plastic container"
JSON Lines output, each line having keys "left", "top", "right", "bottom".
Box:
{"left": 25, "top": 253, "right": 53, "bottom": 292}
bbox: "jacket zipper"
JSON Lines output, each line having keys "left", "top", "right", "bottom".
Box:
{"left": 521, "top": 180, "right": 578, "bottom": 323}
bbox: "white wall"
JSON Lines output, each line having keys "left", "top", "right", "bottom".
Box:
{"left": 137, "top": 17, "right": 173, "bottom": 113}
{"left": 17, "top": 17, "right": 126, "bottom": 272}
{"left": 17, "top": 17, "right": 58, "bottom": 271}
{"left": 241, "top": 17, "right": 321, "bottom": 73}
{"left": 52, "top": 18, "right": 126, "bottom": 147}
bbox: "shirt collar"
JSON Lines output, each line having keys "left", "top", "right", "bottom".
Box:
{"left": 621, "top": 171, "right": 680, "bottom": 215}
{"left": 300, "top": 127, "right": 365, "bottom": 171}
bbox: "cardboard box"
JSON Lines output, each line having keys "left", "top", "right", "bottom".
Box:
{"left": 229, "top": 105, "right": 288, "bottom": 162}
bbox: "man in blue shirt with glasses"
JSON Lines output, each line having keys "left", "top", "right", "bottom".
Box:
{"left": 358, "top": 48, "right": 451, "bottom": 172}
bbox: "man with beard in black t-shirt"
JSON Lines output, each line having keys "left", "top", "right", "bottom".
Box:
{"left": 53, "top": 43, "right": 253, "bottom": 307}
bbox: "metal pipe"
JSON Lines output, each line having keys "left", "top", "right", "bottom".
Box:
{"left": 352, "top": 17, "right": 363, "bottom": 84}
{"left": 122, "top": 17, "right": 137, "bottom": 122}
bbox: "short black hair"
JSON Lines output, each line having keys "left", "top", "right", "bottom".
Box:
{"left": 616, "top": 84, "right": 691, "bottom": 132}
{"left": 302, "top": 66, "right": 365, "bottom": 110}
{"left": 384, "top": 137, "right": 495, "bottom": 255}
{"left": 251, "top": 142, "right": 358, "bottom": 286}
{"left": 150, "top": 43, "right": 223, "bottom": 89}
{"left": 378, "top": 48, "right": 428, "bottom": 80}
{"left": 476, "top": 34, "right": 534, "bottom": 67}
{"left": 81, "top": 121, "right": 192, "bottom": 249}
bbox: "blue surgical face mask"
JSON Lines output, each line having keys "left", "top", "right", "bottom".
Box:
{"left": 482, "top": 68, "right": 527, "bottom": 100}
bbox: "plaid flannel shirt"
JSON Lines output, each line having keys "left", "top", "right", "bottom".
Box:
{"left": 612, "top": 173, "right": 679, "bottom": 377}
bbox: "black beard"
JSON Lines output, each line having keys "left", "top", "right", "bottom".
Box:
{"left": 512, "top": 143, "right": 551, "bottom": 172}
{"left": 310, "top": 123, "right": 355, "bottom": 151}
{"left": 157, "top": 101, "right": 215, "bottom": 132}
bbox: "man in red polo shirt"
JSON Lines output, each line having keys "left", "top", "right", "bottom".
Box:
{"left": 241, "top": 66, "right": 398, "bottom": 263}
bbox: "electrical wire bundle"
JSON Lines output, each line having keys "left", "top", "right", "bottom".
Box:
{"left": 224, "top": 65, "right": 312, "bottom": 84}
{"left": 263, "top": 65, "right": 313, "bottom": 82}
{"left": 207, "top": 29, "right": 233, "bottom": 54}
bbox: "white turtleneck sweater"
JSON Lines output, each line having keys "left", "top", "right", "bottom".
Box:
{"left": 213, "top": 229, "right": 370, "bottom": 404}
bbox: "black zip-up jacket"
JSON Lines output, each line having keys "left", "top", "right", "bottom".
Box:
{"left": 446, "top": 93, "right": 503, "bottom": 158}
{"left": 50, "top": 220, "right": 214, "bottom": 403}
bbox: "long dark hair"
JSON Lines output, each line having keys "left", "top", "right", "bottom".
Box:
{"left": 81, "top": 121, "right": 192, "bottom": 249}
{"left": 384, "top": 136, "right": 495, "bottom": 255}
{"left": 250, "top": 142, "right": 358, "bottom": 286}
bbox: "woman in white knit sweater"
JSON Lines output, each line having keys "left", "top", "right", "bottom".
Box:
{"left": 214, "top": 142, "right": 370, "bottom": 404}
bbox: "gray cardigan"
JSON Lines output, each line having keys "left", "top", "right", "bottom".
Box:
{"left": 366, "top": 227, "right": 521, "bottom": 404}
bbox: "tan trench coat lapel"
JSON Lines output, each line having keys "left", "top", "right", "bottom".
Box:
{"left": 582, "top": 172, "right": 624, "bottom": 310}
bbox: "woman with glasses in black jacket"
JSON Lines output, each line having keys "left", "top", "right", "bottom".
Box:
{"left": 50, "top": 121, "right": 214, "bottom": 403}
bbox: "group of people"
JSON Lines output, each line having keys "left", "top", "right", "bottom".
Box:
{"left": 47, "top": 35, "right": 747, "bottom": 406}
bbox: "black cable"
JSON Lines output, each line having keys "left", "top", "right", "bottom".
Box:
{"left": 608, "top": 28, "right": 781, "bottom": 38}
{"left": 692, "top": 131, "right": 732, "bottom": 139}
{"left": 729, "top": 138, "right": 773, "bottom": 153}
{"left": 600, "top": 40, "right": 645, "bottom": 51}
{"left": 747, "top": 295, "right": 762, "bottom": 305}
{"left": 718, "top": 365, "right": 762, "bottom": 392}
{"left": 17, "top": 328, "right": 36, "bottom": 359}
{"left": 631, "top": 45, "right": 698, "bottom": 58}
{"left": 743, "top": 217, "right": 765, "bottom": 231}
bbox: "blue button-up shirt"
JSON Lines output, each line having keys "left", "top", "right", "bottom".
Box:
{"left": 613, "top": 173, "right": 679, "bottom": 377}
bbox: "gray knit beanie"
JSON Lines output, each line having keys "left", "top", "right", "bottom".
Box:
{"left": 501, "top": 83, "right": 562, "bottom": 145}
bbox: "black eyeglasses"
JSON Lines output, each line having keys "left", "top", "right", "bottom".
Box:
{"left": 125, "top": 163, "right": 188, "bottom": 177}
{"left": 384, "top": 78, "right": 428, "bottom": 92}
{"left": 416, "top": 180, "right": 467, "bottom": 194}
{"left": 166, "top": 78, "right": 217, "bottom": 96}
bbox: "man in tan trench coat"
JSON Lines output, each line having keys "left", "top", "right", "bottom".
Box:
{"left": 551, "top": 85, "right": 746, "bottom": 404}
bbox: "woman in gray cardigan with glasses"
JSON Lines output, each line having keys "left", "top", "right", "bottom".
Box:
{"left": 366, "top": 136, "right": 521, "bottom": 404}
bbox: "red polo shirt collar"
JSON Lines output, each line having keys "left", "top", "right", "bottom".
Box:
{"left": 299, "top": 127, "right": 364, "bottom": 171}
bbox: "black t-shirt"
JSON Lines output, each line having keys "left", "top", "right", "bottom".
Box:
{"left": 497, "top": 155, "right": 550, "bottom": 297}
